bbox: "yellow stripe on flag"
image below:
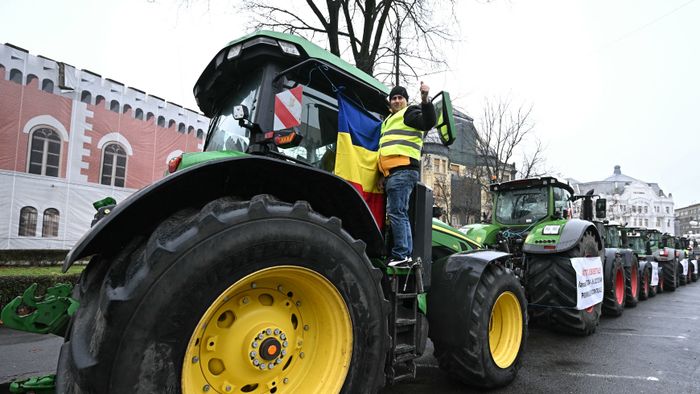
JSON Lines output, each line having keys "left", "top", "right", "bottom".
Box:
{"left": 334, "top": 132, "right": 381, "bottom": 193}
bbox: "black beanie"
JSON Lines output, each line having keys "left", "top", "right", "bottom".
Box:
{"left": 389, "top": 86, "right": 409, "bottom": 101}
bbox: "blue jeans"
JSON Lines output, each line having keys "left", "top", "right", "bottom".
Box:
{"left": 385, "top": 169, "right": 419, "bottom": 259}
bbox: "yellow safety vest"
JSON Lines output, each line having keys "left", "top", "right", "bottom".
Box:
{"left": 379, "top": 107, "right": 424, "bottom": 160}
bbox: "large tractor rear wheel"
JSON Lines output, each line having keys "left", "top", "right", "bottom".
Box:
{"left": 56, "top": 195, "right": 389, "bottom": 394}
{"left": 663, "top": 261, "right": 678, "bottom": 292}
{"left": 432, "top": 264, "right": 526, "bottom": 388}
{"left": 602, "top": 255, "right": 625, "bottom": 316}
{"left": 624, "top": 256, "right": 639, "bottom": 307}
{"left": 527, "top": 232, "right": 601, "bottom": 336}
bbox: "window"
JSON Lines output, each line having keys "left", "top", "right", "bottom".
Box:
{"left": 178, "top": 122, "right": 186, "bottom": 133}
{"left": 168, "top": 119, "right": 176, "bottom": 129}
{"left": 18, "top": 206, "right": 38, "bottom": 236}
{"left": 10, "top": 69, "right": 22, "bottom": 84}
{"left": 26, "top": 74, "right": 38, "bottom": 85}
{"left": 110, "top": 100, "right": 120, "bottom": 113}
{"left": 101, "top": 143, "right": 127, "bottom": 187}
{"left": 42, "top": 79, "right": 54, "bottom": 93}
{"left": 644, "top": 219, "right": 648, "bottom": 227}
{"left": 643, "top": 206, "right": 648, "bottom": 214}
{"left": 666, "top": 207, "right": 670, "bottom": 214}
{"left": 147, "top": 112, "right": 155, "bottom": 122}
{"left": 28, "top": 128, "right": 61, "bottom": 176}
{"left": 157, "top": 116, "right": 166, "bottom": 127}
{"left": 42, "top": 208, "right": 59, "bottom": 237}
{"left": 81, "top": 90, "right": 92, "bottom": 104}
{"left": 667, "top": 219, "right": 671, "bottom": 227}
{"left": 632, "top": 206, "right": 636, "bottom": 213}
{"left": 655, "top": 206, "right": 659, "bottom": 213}
{"left": 96, "top": 95, "right": 106, "bottom": 107}
{"left": 188, "top": 126, "right": 195, "bottom": 134}
{"left": 135, "top": 108, "right": 144, "bottom": 120}
{"left": 196, "top": 129, "right": 204, "bottom": 139}
{"left": 123, "top": 104, "right": 132, "bottom": 115}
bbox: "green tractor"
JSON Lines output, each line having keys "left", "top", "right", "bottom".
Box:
{"left": 623, "top": 227, "right": 660, "bottom": 299}
{"left": 656, "top": 232, "right": 682, "bottom": 290}
{"left": 461, "top": 178, "right": 607, "bottom": 336}
{"left": 601, "top": 223, "right": 637, "bottom": 314}
{"left": 3, "top": 31, "right": 528, "bottom": 392}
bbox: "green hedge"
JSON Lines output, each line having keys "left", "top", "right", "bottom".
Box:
{"left": 0, "top": 274, "right": 81, "bottom": 312}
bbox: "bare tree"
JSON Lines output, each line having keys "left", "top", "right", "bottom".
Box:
{"left": 237, "top": 0, "right": 457, "bottom": 85}
{"left": 433, "top": 173, "right": 452, "bottom": 224}
{"left": 468, "top": 96, "right": 546, "bottom": 216}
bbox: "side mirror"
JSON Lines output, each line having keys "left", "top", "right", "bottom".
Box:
{"left": 233, "top": 105, "right": 249, "bottom": 120}
{"left": 431, "top": 91, "right": 456, "bottom": 146}
{"left": 595, "top": 198, "right": 607, "bottom": 219}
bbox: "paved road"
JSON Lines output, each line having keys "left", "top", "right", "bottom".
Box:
{"left": 2, "top": 281, "right": 700, "bottom": 393}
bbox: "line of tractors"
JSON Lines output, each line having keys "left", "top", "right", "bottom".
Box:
{"left": 2, "top": 30, "right": 698, "bottom": 393}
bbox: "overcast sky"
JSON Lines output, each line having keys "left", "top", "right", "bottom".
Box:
{"left": 1, "top": 0, "right": 698, "bottom": 207}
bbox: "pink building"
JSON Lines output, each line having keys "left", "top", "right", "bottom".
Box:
{"left": 0, "top": 43, "right": 209, "bottom": 249}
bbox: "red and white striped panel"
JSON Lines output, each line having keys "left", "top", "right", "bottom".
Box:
{"left": 273, "top": 86, "right": 303, "bottom": 131}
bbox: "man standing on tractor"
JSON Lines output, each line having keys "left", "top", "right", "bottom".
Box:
{"left": 379, "top": 82, "right": 436, "bottom": 267}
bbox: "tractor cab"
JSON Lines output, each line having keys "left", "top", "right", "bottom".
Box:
{"left": 491, "top": 177, "right": 574, "bottom": 227}
{"left": 184, "top": 30, "right": 455, "bottom": 173}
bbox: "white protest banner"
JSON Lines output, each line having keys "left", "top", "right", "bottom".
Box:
{"left": 570, "top": 256, "right": 604, "bottom": 310}
{"left": 650, "top": 261, "right": 659, "bottom": 286}
{"left": 681, "top": 259, "right": 688, "bottom": 276}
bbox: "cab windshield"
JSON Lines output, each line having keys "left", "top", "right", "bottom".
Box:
{"left": 495, "top": 187, "right": 549, "bottom": 225}
{"left": 605, "top": 227, "right": 621, "bottom": 248}
{"left": 628, "top": 236, "right": 646, "bottom": 254}
{"left": 205, "top": 69, "right": 263, "bottom": 153}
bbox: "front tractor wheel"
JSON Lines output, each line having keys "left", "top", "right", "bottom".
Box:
{"left": 602, "top": 255, "right": 626, "bottom": 316}
{"left": 431, "top": 264, "right": 527, "bottom": 389}
{"left": 57, "top": 195, "right": 389, "bottom": 394}
{"left": 624, "top": 257, "right": 640, "bottom": 307}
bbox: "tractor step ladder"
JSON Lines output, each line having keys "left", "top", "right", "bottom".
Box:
{"left": 386, "top": 259, "right": 425, "bottom": 384}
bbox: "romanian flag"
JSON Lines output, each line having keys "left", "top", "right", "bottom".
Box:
{"left": 334, "top": 93, "right": 385, "bottom": 230}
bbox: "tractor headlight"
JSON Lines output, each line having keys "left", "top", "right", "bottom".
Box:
{"left": 542, "top": 225, "right": 561, "bottom": 235}
{"left": 278, "top": 41, "right": 300, "bottom": 56}
{"left": 227, "top": 44, "right": 242, "bottom": 60}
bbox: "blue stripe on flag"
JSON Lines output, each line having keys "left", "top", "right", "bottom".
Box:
{"left": 337, "top": 93, "right": 382, "bottom": 151}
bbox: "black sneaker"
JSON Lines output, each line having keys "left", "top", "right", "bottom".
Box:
{"left": 388, "top": 256, "right": 413, "bottom": 268}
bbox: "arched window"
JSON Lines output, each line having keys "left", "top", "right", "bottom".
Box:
{"left": 135, "top": 108, "right": 144, "bottom": 120}
{"left": 81, "top": 90, "right": 92, "bottom": 104}
{"left": 168, "top": 119, "right": 176, "bottom": 129}
{"left": 101, "top": 143, "right": 127, "bottom": 187}
{"left": 157, "top": 116, "right": 165, "bottom": 127}
{"left": 96, "top": 95, "right": 106, "bottom": 107}
{"left": 41, "top": 79, "right": 54, "bottom": 93}
{"left": 187, "top": 126, "right": 195, "bottom": 135}
{"left": 10, "top": 69, "right": 22, "bottom": 84}
{"left": 123, "top": 104, "right": 132, "bottom": 115}
{"left": 18, "top": 206, "right": 38, "bottom": 237}
{"left": 147, "top": 112, "right": 155, "bottom": 122}
{"left": 42, "top": 208, "right": 60, "bottom": 237}
{"left": 110, "top": 100, "right": 120, "bottom": 113}
{"left": 26, "top": 74, "right": 38, "bottom": 86}
{"left": 28, "top": 128, "right": 61, "bottom": 177}
{"left": 178, "top": 122, "right": 186, "bottom": 133}
{"left": 196, "top": 129, "right": 204, "bottom": 139}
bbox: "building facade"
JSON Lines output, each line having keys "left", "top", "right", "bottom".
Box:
{"left": 0, "top": 43, "right": 209, "bottom": 249}
{"left": 675, "top": 203, "right": 700, "bottom": 238}
{"left": 569, "top": 165, "right": 675, "bottom": 233}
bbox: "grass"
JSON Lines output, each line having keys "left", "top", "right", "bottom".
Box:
{"left": 0, "top": 265, "right": 85, "bottom": 276}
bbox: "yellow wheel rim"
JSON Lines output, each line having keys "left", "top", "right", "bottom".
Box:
{"left": 182, "top": 266, "right": 352, "bottom": 393}
{"left": 488, "top": 291, "right": 523, "bottom": 369}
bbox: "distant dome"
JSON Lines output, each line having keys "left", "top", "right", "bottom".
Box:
{"left": 603, "top": 165, "right": 639, "bottom": 183}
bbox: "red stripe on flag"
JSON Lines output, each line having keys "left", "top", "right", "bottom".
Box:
{"left": 290, "top": 85, "right": 303, "bottom": 102}
{"left": 346, "top": 180, "right": 385, "bottom": 231}
{"left": 274, "top": 95, "right": 299, "bottom": 128}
